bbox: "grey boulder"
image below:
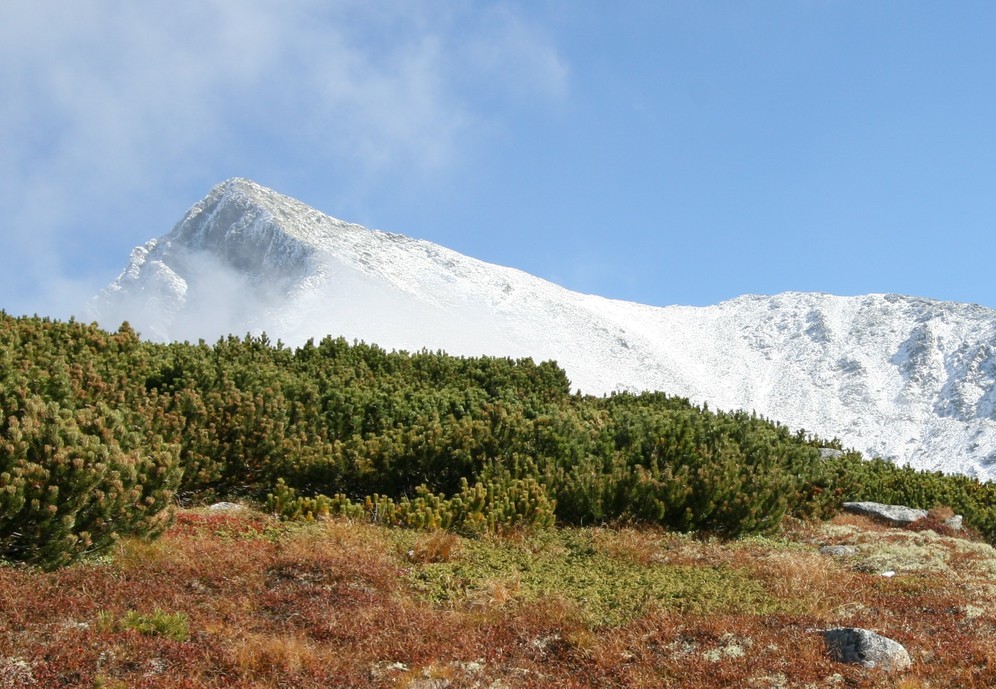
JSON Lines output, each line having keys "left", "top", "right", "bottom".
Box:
{"left": 843, "top": 501, "right": 963, "bottom": 530}
{"left": 822, "top": 627, "right": 911, "bottom": 671}
{"left": 843, "top": 501, "right": 927, "bottom": 526}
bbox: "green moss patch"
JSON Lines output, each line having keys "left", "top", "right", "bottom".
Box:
{"left": 404, "top": 528, "right": 778, "bottom": 626}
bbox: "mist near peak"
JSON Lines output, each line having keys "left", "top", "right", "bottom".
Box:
{"left": 89, "top": 179, "right": 996, "bottom": 481}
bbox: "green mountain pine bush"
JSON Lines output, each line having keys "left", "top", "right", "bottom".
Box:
{"left": 0, "top": 317, "right": 180, "bottom": 568}
{"left": 3, "top": 310, "right": 996, "bottom": 568}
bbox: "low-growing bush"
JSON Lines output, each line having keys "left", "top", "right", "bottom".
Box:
{"left": 7, "top": 311, "right": 996, "bottom": 568}
{"left": 97, "top": 608, "right": 190, "bottom": 641}
{"left": 0, "top": 394, "right": 181, "bottom": 569}
{"left": 266, "top": 474, "right": 556, "bottom": 535}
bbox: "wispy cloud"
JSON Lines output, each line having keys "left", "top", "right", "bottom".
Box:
{"left": 0, "top": 0, "right": 568, "bottom": 317}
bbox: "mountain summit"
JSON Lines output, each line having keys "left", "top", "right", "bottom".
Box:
{"left": 88, "top": 178, "right": 996, "bottom": 479}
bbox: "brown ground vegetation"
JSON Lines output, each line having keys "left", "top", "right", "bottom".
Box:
{"left": 1, "top": 509, "right": 995, "bottom": 688}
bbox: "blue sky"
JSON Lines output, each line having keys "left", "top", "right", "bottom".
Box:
{"left": 3, "top": 1, "right": 995, "bottom": 320}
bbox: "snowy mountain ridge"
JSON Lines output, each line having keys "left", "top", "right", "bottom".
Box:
{"left": 88, "top": 178, "right": 996, "bottom": 480}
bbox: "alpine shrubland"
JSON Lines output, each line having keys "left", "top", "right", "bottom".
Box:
{"left": 4, "top": 313, "right": 996, "bottom": 686}
{"left": 4, "top": 311, "right": 996, "bottom": 568}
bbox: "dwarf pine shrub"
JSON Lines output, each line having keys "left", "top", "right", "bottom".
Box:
{"left": 266, "top": 475, "right": 555, "bottom": 535}
{"left": 0, "top": 394, "right": 181, "bottom": 568}
{"left": 12, "top": 311, "right": 996, "bottom": 557}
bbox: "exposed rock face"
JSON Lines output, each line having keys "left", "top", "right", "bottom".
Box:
{"left": 822, "top": 628, "right": 912, "bottom": 671}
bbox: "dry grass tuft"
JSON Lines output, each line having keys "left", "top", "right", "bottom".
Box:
{"left": 112, "top": 538, "right": 174, "bottom": 570}
{"left": 927, "top": 506, "right": 956, "bottom": 522}
{"left": 591, "top": 526, "right": 666, "bottom": 565}
{"left": 895, "top": 679, "right": 932, "bottom": 689}
{"left": 227, "top": 632, "right": 318, "bottom": 678}
{"left": 751, "top": 549, "right": 855, "bottom": 618}
{"left": 407, "top": 530, "right": 463, "bottom": 564}
{"left": 830, "top": 512, "right": 894, "bottom": 533}
{"left": 467, "top": 573, "right": 522, "bottom": 609}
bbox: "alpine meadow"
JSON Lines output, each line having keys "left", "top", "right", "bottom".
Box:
{"left": 4, "top": 312, "right": 996, "bottom": 686}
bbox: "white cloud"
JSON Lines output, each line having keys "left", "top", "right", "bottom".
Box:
{"left": 0, "top": 0, "right": 568, "bottom": 317}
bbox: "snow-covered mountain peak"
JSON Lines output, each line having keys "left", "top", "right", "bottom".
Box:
{"left": 87, "top": 181, "right": 996, "bottom": 480}
{"left": 168, "top": 177, "right": 361, "bottom": 262}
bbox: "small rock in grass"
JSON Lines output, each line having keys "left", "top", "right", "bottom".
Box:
{"left": 819, "top": 545, "right": 857, "bottom": 557}
{"left": 943, "top": 514, "right": 963, "bottom": 531}
{"left": 368, "top": 661, "right": 409, "bottom": 681}
{"left": 822, "top": 627, "right": 911, "bottom": 671}
{"left": 843, "top": 501, "right": 966, "bottom": 532}
{"left": 208, "top": 502, "right": 246, "bottom": 512}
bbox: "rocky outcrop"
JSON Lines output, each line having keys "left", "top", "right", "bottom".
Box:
{"left": 944, "top": 514, "right": 964, "bottom": 530}
{"left": 842, "top": 501, "right": 962, "bottom": 530}
{"left": 843, "top": 501, "right": 927, "bottom": 525}
{"left": 822, "top": 628, "right": 912, "bottom": 671}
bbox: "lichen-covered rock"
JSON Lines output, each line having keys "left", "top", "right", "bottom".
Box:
{"left": 843, "top": 501, "right": 928, "bottom": 525}
{"left": 819, "top": 545, "right": 857, "bottom": 557}
{"left": 822, "top": 627, "right": 911, "bottom": 671}
{"left": 843, "top": 501, "right": 965, "bottom": 532}
{"left": 208, "top": 502, "right": 246, "bottom": 512}
{"left": 943, "top": 514, "right": 963, "bottom": 530}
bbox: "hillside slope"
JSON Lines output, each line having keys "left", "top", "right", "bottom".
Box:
{"left": 87, "top": 178, "right": 996, "bottom": 478}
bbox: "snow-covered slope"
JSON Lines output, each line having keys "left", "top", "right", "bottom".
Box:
{"left": 88, "top": 179, "right": 996, "bottom": 479}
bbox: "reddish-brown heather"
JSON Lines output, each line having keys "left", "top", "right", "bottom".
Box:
{"left": 1, "top": 508, "right": 995, "bottom": 688}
